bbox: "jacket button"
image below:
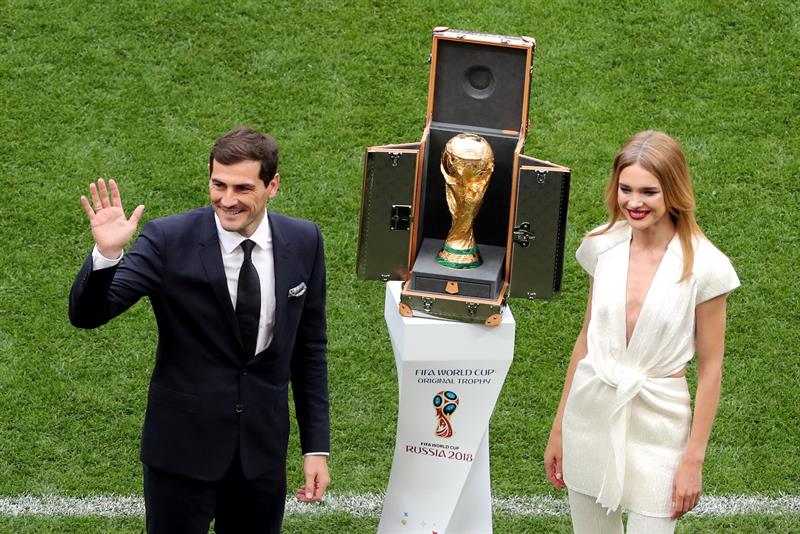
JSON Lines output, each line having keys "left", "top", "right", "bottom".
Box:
{"left": 235, "top": 403, "right": 244, "bottom": 413}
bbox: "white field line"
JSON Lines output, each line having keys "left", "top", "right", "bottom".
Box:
{"left": 1, "top": 492, "right": 799, "bottom": 518}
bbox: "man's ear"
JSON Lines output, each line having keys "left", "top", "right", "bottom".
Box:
{"left": 267, "top": 173, "right": 280, "bottom": 199}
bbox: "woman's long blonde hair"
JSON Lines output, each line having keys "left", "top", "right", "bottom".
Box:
{"left": 591, "top": 130, "right": 704, "bottom": 281}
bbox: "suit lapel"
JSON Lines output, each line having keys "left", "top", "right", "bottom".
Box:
{"left": 198, "top": 208, "right": 243, "bottom": 349}
{"left": 268, "top": 211, "right": 291, "bottom": 350}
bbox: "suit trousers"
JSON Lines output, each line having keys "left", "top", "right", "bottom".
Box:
{"left": 568, "top": 489, "right": 676, "bottom": 534}
{"left": 143, "top": 449, "right": 286, "bottom": 534}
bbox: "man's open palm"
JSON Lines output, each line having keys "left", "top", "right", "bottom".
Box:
{"left": 80, "top": 178, "right": 144, "bottom": 258}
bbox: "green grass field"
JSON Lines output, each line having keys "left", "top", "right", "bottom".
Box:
{"left": 1, "top": 0, "right": 798, "bottom": 532}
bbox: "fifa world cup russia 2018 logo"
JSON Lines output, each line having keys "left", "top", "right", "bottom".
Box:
{"left": 433, "top": 390, "right": 459, "bottom": 438}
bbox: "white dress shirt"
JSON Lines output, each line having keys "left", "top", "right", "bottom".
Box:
{"left": 213, "top": 211, "right": 276, "bottom": 354}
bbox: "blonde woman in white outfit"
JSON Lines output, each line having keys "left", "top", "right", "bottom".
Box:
{"left": 544, "top": 131, "right": 740, "bottom": 534}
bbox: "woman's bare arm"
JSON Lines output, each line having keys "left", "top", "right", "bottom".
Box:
{"left": 544, "top": 278, "right": 593, "bottom": 488}
{"left": 671, "top": 292, "right": 729, "bottom": 518}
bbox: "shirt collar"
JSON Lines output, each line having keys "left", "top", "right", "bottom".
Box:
{"left": 214, "top": 209, "right": 272, "bottom": 254}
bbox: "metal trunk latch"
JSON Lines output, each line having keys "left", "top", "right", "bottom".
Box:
{"left": 466, "top": 302, "right": 479, "bottom": 316}
{"left": 513, "top": 222, "right": 535, "bottom": 247}
{"left": 390, "top": 205, "right": 412, "bottom": 231}
{"left": 388, "top": 152, "right": 401, "bottom": 167}
{"left": 535, "top": 169, "right": 547, "bottom": 184}
{"left": 422, "top": 297, "right": 434, "bottom": 312}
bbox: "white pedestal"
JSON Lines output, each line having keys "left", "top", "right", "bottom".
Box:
{"left": 378, "top": 282, "right": 515, "bottom": 534}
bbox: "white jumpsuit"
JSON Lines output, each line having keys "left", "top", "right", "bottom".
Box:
{"left": 562, "top": 222, "right": 740, "bottom": 516}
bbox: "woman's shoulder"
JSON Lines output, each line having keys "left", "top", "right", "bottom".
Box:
{"left": 575, "top": 221, "right": 630, "bottom": 275}
{"left": 580, "top": 221, "right": 630, "bottom": 256}
{"left": 588, "top": 220, "right": 630, "bottom": 243}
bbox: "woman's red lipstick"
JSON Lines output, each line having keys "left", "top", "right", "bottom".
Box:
{"left": 627, "top": 209, "right": 649, "bottom": 220}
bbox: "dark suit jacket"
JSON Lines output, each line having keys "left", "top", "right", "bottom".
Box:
{"left": 69, "top": 206, "right": 329, "bottom": 481}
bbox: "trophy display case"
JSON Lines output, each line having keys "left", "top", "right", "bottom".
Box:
{"left": 357, "top": 28, "right": 571, "bottom": 325}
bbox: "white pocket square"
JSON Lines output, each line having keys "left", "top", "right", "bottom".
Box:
{"left": 288, "top": 282, "right": 307, "bottom": 298}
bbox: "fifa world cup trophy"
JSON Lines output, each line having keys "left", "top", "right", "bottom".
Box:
{"left": 436, "top": 133, "right": 495, "bottom": 268}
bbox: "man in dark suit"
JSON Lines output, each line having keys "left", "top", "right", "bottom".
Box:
{"left": 69, "top": 126, "right": 330, "bottom": 533}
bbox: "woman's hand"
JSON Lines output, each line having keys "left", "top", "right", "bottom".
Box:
{"left": 671, "top": 457, "right": 702, "bottom": 518}
{"left": 544, "top": 428, "right": 566, "bottom": 489}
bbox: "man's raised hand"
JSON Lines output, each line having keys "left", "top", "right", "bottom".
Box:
{"left": 81, "top": 178, "right": 145, "bottom": 259}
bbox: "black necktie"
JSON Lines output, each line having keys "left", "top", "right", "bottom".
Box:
{"left": 236, "top": 239, "right": 260, "bottom": 357}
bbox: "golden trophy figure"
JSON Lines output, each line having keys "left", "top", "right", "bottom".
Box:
{"left": 436, "top": 133, "right": 495, "bottom": 269}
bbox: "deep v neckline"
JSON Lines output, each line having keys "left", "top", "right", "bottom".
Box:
{"left": 623, "top": 235, "right": 673, "bottom": 350}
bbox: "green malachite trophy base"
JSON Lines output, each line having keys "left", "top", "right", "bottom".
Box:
{"left": 436, "top": 244, "right": 482, "bottom": 269}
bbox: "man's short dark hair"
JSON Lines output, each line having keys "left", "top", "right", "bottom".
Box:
{"left": 209, "top": 126, "right": 279, "bottom": 186}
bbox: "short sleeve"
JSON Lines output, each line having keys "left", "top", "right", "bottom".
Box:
{"left": 696, "top": 242, "right": 741, "bottom": 304}
{"left": 575, "top": 236, "right": 599, "bottom": 276}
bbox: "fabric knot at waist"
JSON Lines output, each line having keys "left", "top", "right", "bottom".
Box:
{"left": 590, "top": 357, "right": 650, "bottom": 513}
